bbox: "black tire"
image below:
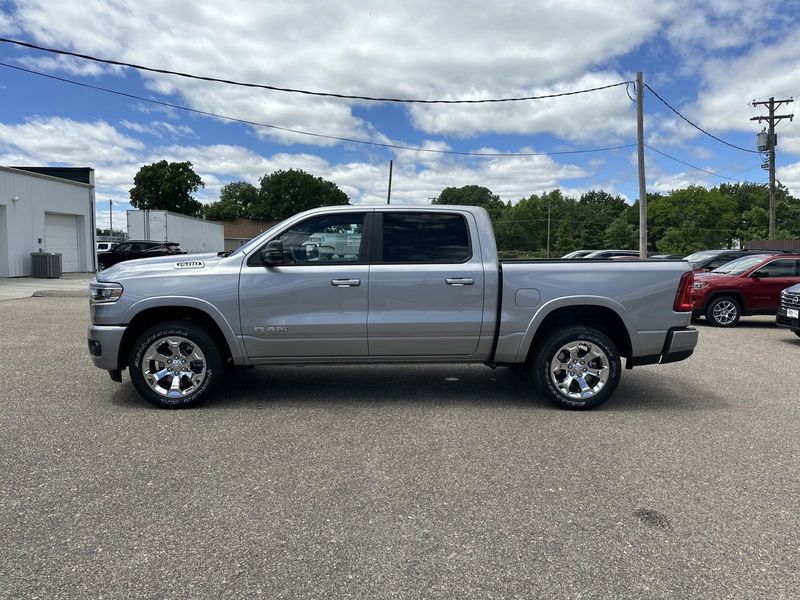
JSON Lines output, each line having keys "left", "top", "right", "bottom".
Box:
{"left": 98, "top": 261, "right": 107, "bottom": 271}
{"left": 128, "top": 321, "right": 223, "bottom": 409}
{"left": 794, "top": 331, "right": 800, "bottom": 339}
{"left": 530, "top": 326, "right": 621, "bottom": 410}
{"left": 705, "top": 296, "right": 740, "bottom": 327}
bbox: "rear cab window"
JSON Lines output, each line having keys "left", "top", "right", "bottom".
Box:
{"left": 380, "top": 212, "right": 471, "bottom": 263}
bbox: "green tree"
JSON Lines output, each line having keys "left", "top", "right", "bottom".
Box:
{"left": 603, "top": 215, "right": 638, "bottom": 249}
{"left": 649, "top": 186, "right": 737, "bottom": 254}
{"left": 250, "top": 169, "right": 349, "bottom": 220}
{"left": 204, "top": 181, "right": 259, "bottom": 221}
{"left": 572, "top": 190, "right": 629, "bottom": 249}
{"left": 434, "top": 185, "right": 507, "bottom": 221}
{"left": 129, "top": 160, "right": 204, "bottom": 217}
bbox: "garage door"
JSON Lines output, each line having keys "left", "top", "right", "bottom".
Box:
{"left": 45, "top": 213, "right": 80, "bottom": 272}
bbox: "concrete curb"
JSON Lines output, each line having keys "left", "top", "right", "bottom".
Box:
{"left": 32, "top": 290, "right": 89, "bottom": 298}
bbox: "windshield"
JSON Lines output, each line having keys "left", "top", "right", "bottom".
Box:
{"left": 683, "top": 250, "right": 718, "bottom": 268}
{"left": 711, "top": 255, "right": 767, "bottom": 275}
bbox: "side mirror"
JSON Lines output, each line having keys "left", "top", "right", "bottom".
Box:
{"left": 260, "top": 240, "right": 286, "bottom": 265}
{"left": 751, "top": 269, "right": 768, "bottom": 278}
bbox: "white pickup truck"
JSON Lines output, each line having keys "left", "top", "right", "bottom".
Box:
{"left": 88, "top": 205, "right": 697, "bottom": 410}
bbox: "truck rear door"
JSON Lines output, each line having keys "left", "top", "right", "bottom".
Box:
{"left": 367, "top": 211, "right": 485, "bottom": 356}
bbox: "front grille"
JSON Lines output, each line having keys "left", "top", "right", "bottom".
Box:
{"left": 781, "top": 293, "right": 800, "bottom": 310}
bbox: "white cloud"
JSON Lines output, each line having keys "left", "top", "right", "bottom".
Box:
{"left": 120, "top": 120, "right": 195, "bottom": 139}
{"left": 0, "top": 117, "right": 144, "bottom": 164}
{"left": 8, "top": 0, "right": 671, "bottom": 144}
{"left": 15, "top": 55, "right": 117, "bottom": 77}
{"left": 777, "top": 161, "right": 800, "bottom": 197}
{"left": 407, "top": 72, "right": 637, "bottom": 142}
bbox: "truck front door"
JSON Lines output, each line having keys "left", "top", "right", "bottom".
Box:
{"left": 368, "top": 211, "right": 485, "bottom": 357}
{"left": 239, "top": 212, "right": 370, "bottom": 358}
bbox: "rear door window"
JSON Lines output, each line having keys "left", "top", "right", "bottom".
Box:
{"left": 381, "top": 213, "right": 471, "bottom": 263}
{"left": 759, "top": 259, "right": 799, "bottom": 277}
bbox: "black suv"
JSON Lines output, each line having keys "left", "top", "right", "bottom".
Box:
{"left": 97, "top": 240, "right": 185, "bottom": 270}
{"left": 684, "top": 249, "right": 785, "bottom": 272}
{"left": 776, "top": 283, "right": 800, "bottom": 338}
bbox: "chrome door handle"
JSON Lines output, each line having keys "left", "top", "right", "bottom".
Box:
{"left": 445, "top": 277, "right": 474, "bottom": 286}
{"left": 331, "top": 278, "right": 361, "bottom": 287}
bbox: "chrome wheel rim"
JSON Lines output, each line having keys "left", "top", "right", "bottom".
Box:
{"left": 141, "top": 336, "right": 207, "bottom": 398}
{"left": 712, "top": 300, "right": 737, "bottom": 325}
{"left": 549, "top": 340, "right": 610, "bottom": 400}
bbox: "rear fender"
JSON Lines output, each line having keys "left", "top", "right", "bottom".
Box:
{"left": 515, "top": 296, "right": 639, "bottom": 362}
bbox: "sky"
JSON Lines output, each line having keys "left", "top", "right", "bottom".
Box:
{"left": 1, "top": 0, "right": 799, "bottom": 230}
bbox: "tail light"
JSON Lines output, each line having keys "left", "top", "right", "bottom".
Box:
{"left": 673, "top": 271, "right": 693, "bottom": 312}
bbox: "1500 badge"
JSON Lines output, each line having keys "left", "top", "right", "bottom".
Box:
{"left": 174, "top": 261, "right": 205, "bottom": 269}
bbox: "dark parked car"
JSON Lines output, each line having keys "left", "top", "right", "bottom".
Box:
{"left": 776, "top": 283, "right": 800, "bottom": 338}
{"left": 582, "top": 249, "right": 640, "bottom": 259}
{"left": 97, "top": 240, "right": 186, "bottom": 270}
{"left": 683, "top": 249, "right": 785, "bottom": 272}
{"left": 692, "top": 254, "right": 800, "bottom": 326}
{"left": 561, "top": 249, "right": 597, "bottom": 258}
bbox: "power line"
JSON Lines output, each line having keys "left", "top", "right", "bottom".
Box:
{"left": 0, "top": 36, "right": 631, "bottom": 104}
{"left": 644, "top": 84, "right": 759, "bottom": 154}
{"left": 494, "top": 217, "right": 762, "bottom": 233}
{"left": 0, "top": 62, "right": 637, "bottom": 158}
{"left": 644, "top": 144, "right": 747, "bottom": 181}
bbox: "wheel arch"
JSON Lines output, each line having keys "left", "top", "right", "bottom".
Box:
{"left": 703, "top": 290, "right": 747, "bottom": 312}
{"left": 519, "top": 299, "right": 634, "bottom": 365}
{"left": 118, "top": 302, "right": 244, "bottom": 370}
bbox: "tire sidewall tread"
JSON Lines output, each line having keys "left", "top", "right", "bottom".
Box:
{"left": 532, "top": 325, "right": 621, "bottom": 410}
{"left": 705, "top": 296, "right": 740, "bottom": 327}
{"left": 128, "top": 321, "right": 221, "bottom": 409}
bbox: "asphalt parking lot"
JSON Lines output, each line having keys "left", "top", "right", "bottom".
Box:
{"left": 1, "top": 297, "right": 798, "bottom": 599}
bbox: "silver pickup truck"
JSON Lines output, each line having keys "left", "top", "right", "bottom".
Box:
{"left": 87, "top": 205, "right": 697, "bottom": 410}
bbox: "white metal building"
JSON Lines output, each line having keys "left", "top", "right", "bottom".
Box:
{"left": 0, "top": 166, "right": 96, "bottom": 277}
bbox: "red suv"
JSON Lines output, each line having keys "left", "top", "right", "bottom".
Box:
{"left": 692, "top": 254, "right": 800, "bottom": 326}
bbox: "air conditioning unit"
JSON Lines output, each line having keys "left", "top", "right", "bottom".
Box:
{"left": 30, "top": 252, "right": 62, "bottom": 278}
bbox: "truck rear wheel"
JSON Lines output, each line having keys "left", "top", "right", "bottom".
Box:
{"left": 531, "top": 326, "right": 621, "bottom": 410}
{"left": 128, "top": 321, "right": 222, "bottom": 409}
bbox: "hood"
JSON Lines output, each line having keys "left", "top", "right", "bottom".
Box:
{"left": 97, "top": 252, "right": 222, "bottom": 282}
{"left": 784, "top": 282, "right": 800, "bottom": 294}
{"left": 693, "top": 271, "right": 737, "bottom": 282}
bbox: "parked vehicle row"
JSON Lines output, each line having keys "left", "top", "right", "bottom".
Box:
{"left": 690, "top": 253, "right": 800, "bottom": 327}
{"left": 97, "top": 240, "right": 186, "bottom": 271}
{"left": 683, "top": 248, "right": 787, "bottom": 272}
{"left": 563, "top": 246, "right": 800, "bottom": 335}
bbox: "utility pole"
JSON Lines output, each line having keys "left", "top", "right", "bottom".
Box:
{"left": 108, "top": 199, "right": 113, "bottom": 238}
{"left": 546, "top": 201, "right": 551, "bottom": 258}
{"left": 751, "top": 97, "right": 793, "bottom": 238}
{"left": 387, "top": 160, "right": 393, "bottom": 204}
{"left": 636, "top": 71, "right": 647, "bottom": 258}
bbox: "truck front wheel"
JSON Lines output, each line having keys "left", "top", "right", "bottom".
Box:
{"left": 128, "top": 321, "right": 222, "bottom": 409}
{"left": 531, "top": 326, "right": 621, "bottom": 410}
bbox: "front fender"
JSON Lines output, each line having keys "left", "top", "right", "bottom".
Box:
{"left": 124, "top": 296, "right": 250, "bottom": 365}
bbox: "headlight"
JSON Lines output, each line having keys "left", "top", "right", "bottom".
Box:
{"left": 90, "top": 282, "right": 123, "bottom": 304}
{"left": 693, "top": 282, "right": 709, "bottom": 289}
